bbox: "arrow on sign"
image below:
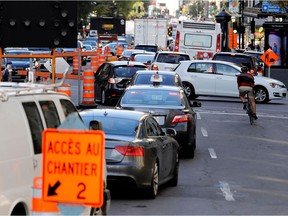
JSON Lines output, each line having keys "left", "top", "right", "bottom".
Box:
{"left": 48, "top": 180, "right": 61, "bottom": 196}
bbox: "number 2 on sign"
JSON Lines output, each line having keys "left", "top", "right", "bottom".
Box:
{"left": 77, "top": 182, "right": 86, "bottom": 199}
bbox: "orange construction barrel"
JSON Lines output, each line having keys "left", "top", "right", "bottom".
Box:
{"left": 32, "top": 176, "right": 59, "bottom": 215}
{"left": 79, "top": 67, "right": 97, "bottom": 109}
{"left": 57, "top": 83, "right": 71, "bottom": 97}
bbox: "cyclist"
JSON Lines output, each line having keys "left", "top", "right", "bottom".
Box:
{"left": 237, "top": 66, "right": 258, "bottom": 120}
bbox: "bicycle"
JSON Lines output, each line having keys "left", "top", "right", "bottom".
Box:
{"left": 244, "top": 91, "right": 254, "bottom": 125}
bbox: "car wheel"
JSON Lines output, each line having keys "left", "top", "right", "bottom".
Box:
{"left": 182, "top": 82, "right": 196, "bottom": 100}
{"left": 147, "top": 162, "right": 159, "bottom": 199}
{"left": 169, "top": 151, "right": 179, "bottom": 187}
{"left": 101, "top": 90, "right": 109, "bottom": 105}
{"left": 254, "top": 86, "right": 269, "bottom": 103}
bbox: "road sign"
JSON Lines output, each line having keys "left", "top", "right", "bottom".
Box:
{"left": 262, "top": 1, "right": 286, "bottom": 13}
{"left": 44, "top": 57, "right": 70, "bottom": 74}
{"left": 260, "top": 48, "right": 279, "bottom": 67}
{"left": 42, "top": 129, "right": 105, "bottom": 206}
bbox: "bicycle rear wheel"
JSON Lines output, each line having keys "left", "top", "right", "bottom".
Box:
{"left": 246, "top": 95, "right": 254, "bottom": 125}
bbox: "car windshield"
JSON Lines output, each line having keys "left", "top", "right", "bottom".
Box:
{"left": 214, "top": 55, "right": 253, "bottom": 69}
{"left": 114, "top": 66, "right": 146, "bottom": 77}
{"left": 92, "top": 116, "right": 139, "bottom": 136}
{"left": 121, "top": 89, "right": 183, "bottom": 106}
{"left": 157, "top": 53, "right": 190, "bottom": 64}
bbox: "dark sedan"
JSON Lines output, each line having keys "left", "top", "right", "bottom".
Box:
{"left": 80, "top": 109, "right": 179, "bottom": 199}
{"left": 94, "top": 61, "right": 147, "bottom": 105}
{"left": 115, "top": 84, "right": 200, "bottom": 158}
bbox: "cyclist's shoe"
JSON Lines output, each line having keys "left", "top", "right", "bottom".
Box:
{"left": 243, "top": 103, "right": 247, "bottom": 110}
{"left": 252, "top": 113, "right": 258, "bottom": 120}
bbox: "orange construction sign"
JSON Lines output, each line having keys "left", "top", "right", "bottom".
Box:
{"left": 260, "top": 48, "right": 279, "bottom": 67}
{"left": 42, "top": 129, "right": 105, "bottom": 207}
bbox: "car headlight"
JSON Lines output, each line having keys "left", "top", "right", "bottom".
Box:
{"left": 269, "top": 83, "right": 282, "bottom": 88}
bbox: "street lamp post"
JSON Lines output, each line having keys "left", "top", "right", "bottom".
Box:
{"left": 215, "top": 9, "right": 231, "bottom": 52}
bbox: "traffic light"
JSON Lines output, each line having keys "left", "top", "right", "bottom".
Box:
{"left": 168, "top": 27, "right": 173, "bottom": 36}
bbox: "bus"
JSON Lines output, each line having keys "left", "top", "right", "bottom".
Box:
{"left": 173, "top": 20, "right": 222, "bottom": 60}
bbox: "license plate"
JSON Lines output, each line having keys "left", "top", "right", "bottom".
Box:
{"left": 154, "top": 116, "right": 165, "bottom": 125}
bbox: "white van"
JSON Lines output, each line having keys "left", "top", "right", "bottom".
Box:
{"left": 0, "top": 82, "right": 109, "bottom": 215}
{"left": 174, "top": 20, "right": 222, "bottom": 60}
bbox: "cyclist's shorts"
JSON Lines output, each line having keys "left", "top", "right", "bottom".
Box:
{"left": 239, "top": 86, "right": 254, "bottom": 97}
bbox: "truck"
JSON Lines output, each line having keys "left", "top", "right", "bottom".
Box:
{"left": 134, "top": 19, "right": 168, "bottom": 50}
{"left": 174, "top": 20, "right": 222, "bottom": 60}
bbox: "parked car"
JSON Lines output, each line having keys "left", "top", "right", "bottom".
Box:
{"left": 80, "top": 109, "right": 179, "bottom": 199}
{"left": 118, "top": 49, "right": 150, "bottom": 61}
{"left": 150, "top": 51, "right": 190, "bottom": 71}
{"left": 4, "top": 49, "right": 33, "bottom": 82}
{"left": 94, "top": 61, "right": 148, "bottom": 105}
{"left": 133, "top": 54, "right": 155, "bottom": 67}
{"left": 129, "top": 51, "right": 155, "bottom": 61}
{"left": 0, "top": 81, "right": 110, "bottom": 215}
{"left": 129, "top": 70, "right": 183, "bottom": 88}
{"left": 212, "top": 52, "right": 263, "bottom": 75}
{"left": 174, "top": 60, "right": 287, "bottom": 103}
{"left": 115, "top": 83, "right": 201, "bottom": 158}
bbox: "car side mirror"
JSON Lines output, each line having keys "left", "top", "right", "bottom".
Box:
{"left": 165, "top": 128, "right": 177, "bottom": 137}
{"left": 89, "top": 120, "right": 103, "bottom": 130}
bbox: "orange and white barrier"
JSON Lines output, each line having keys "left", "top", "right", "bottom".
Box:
{"left": 90, "top": 54, "right": 100, "bottom": 73}
{"left": 116, "top": 46, "right": 124, "bottom": 56}
{"left": 79, "top": 67, "right": 97, "bottom": 108}
{"left": 56, "top": 83, "right": 71, "bottom": 97}
{"left": 104, "top": 46, "right": 111, "bottom": 56}
{"left": 32, "top": 176, "right": 59, "bottom": 215}
{"left": 72, "top": 55, "right": 81, "bottom": 75}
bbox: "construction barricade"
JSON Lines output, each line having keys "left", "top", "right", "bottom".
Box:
{"left": 32, "top": 176, "right": 59, "bottom": 215}
{"left": 72, "top": 55, "right": 81, "bottom": 75}
{"left": 79, "top": 67, "right": 97, "bottom": 109}
{"left": 90, "top": 54, "right": 100, "bottom": 73}
{"left": 56, "top": 83, "right": 71, "bottom": 97}
{"left": 104, "top": 46, "right": 111, "bottom": 56}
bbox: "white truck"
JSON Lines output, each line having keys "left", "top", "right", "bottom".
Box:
{"left": 134, "top": 19, "right": 168, "bottom": 50}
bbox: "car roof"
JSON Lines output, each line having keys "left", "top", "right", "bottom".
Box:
{"left": 126, "top": 84, "right": 183, "bottom": 92}
{"left": 135, "top": 70, "right": 179, "bottom": 75}
{"left": 79, "top": 108, "right": 147, "bottom": 121}
{"left": 157, "top": 51, "right": 189, "bottom": 55}
{"left": 107, "top": 61, "right": 147, "bottom": 67}
{"left": 214, "top": 52, "right": 252, "bottom": 57}
{"left": 178, "top": 60, "right": 241, "bottom": 69}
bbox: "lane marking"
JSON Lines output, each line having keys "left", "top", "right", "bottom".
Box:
{"left": 201, "top": 127, "right": 208, "bottom": 137}
{"left": 208, "top": 148, "right": 217, "bottom": 158}
{"left": 196, "top": 112, "right": 201, "bottom": 120}
{"left": 219, "top": 181, "right": 235, "bottom": 201}
{"left": 197, "top": 111, "right": 288, "bottom": 119}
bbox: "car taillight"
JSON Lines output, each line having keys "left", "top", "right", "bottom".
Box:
{"left": 216, "top": 34, "right": 221, "bottom": 52}
{"left": 171, "top": 114, "right": 191, "bottom": 124}
{"left": 174, "top": 31, "right": 180, "bottom": 52}
{"left": 115, "top": 146, "right": 144, "bottom": 156}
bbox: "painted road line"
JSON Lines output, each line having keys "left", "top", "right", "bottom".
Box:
{"left": 201, "top": 127, "right": 208, "bottom": 137}
{"left": 196, "top": 112, "right": 201, "bottom": 120}
{"left": 197, "top": 111, "right": 288, "bottom": 119}
{"left": 219, "top": 181, "right": 235, "bottom": 201}
{"left": 208, "top": 148, "right": 217, "bottom": 158}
